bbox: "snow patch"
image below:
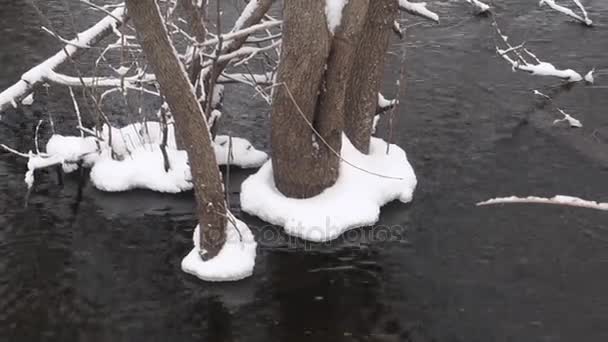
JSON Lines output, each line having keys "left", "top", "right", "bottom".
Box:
{"left": 240, "top": 135, "right": 417, "bottom": 242}
{"left": 21, "top": 93, "right": 34, "bottom": 106}
{"left": 90, "top": 145, "right": 192, "bottom": 193}
{"left": 44, "top": 122, "right": 267, "bottom": 193}
{"left": 466, "top": 0, "right": 490, "bottom": 13}
{"left": 214, "top": 135, "right": 269, "bottom": 168}
{"left": 584, "top": 69, "right": 595, "bottom": 84}
{"left": 46, "top": 135, "right": 100, "bottom": 172}
{"left": 181, "top": 217, "right": 257, "bottom": 282}
{"left": 325, "top": 0, "right": 349, "bottom": 34}
{"left": 399, "top": 0, "right": 439, "bottom": 23}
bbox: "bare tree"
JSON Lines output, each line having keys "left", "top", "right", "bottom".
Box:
{"left": 126, "top": 0, "right": 227, "bottom": 259}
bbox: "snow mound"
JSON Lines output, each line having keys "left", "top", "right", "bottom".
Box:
{"left": 240, "top": 135, "right": 417, "bottom": 242}
{"left": 102, "top": 122, "right": 268, "bottom": 168}
{"left": 90, "top": 145, "right": 192, "bottom": 193}
{"left": 44, "top": 121, "right": 268, "bottom": 193}
{"left": 46, "top": 135, "right": 100, "bottom": 173}
{"left": 213, "top": 135, "right": 269, "bottom": 168}
{"left": 181, "top": 217, "right": 257, "bottom": 282}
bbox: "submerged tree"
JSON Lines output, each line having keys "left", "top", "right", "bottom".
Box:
{"left": 271, "top": 0, "right": 398, "bottom": 198}
{"left": 126, "top": 0, "right": 227, "bottom": 259}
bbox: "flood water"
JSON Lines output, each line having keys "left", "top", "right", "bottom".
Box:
{"left": 1, "top": 0, "right": 608, "bottom": 341}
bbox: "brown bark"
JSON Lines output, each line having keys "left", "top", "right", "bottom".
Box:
{"left": 344, "top": 0, "right": 398, "bottom": 153}
{"left": 126, "top": 0, "right": 227, "bottom": 259}
{"left": 271, "top": 0, "right": 369, "bottom": 198}
{"left": 180, "top": 0, "right": 208, "bottom": 84}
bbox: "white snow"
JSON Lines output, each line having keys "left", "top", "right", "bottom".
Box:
{"left": 46, "top": 135, "right": 100, "bottom": 172}
{"left": 466, "top": 0, "right": 490, "bottom": 13}
{"left": 21, "top": 93, "right": 34, "bottom": 106}
{"left": 233, "top": 0, "right": 260, "bottom": 31}
{"left": 101, "top": 122, "right": 268, "bottom": 169}
{"left": 372, "top": 115, "right": 381, "bottom": 134}
{"left": 181, "top": 217, "right": 257, "bottom": 281}
{"left": 213, "top": 135, "right": 269, "bottom": 168}
{"left": 43, "top": 122, "right": 268, "bottom": 193}
{"left": 240, "top": 135, "right": 417, "bottom": 242}
{"left": 477, "top": 195, "right": 608, "bottom": 211}
{"left": 584, "top": 69, "right": 595, "bottom": 84}
{"left": 25, "top": 152, "right": 64, "bottom": 189}
{"left": 399, "top": 0, "right": 439, "bottom": 23}
{"left": 526, "top": 62, "right": 582, "bottom": 82}
{"left": 497, "top": 48, "right": 583, "bottom": 82}
{"left": 378, "top": 93, "right": 396, "bottom": 109}
{"left": 325, "top": 0, "right": 349, "bottom": 34}
{"left": 90, "top": 145, "right": 193, "bottom": 193}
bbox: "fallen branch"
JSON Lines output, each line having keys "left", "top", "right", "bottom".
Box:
{"left": 398, "top": 0, "right": 439, "bottom": 23}
{"left": 493, "top": 19, "right": 582, "bottom": 82}
{"left": 477, "top": 195, "right": 608, "bottom": 211}
{"left": 466, "top": 0, "right": 491, "bottom": 14}
{"left": 533, "top": 90, "right": 582, "bottom": 127}
{"left": 539, "top": 0, "right": 592, "bottom": 26}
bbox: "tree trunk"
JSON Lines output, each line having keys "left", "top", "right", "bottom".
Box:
{"left": 344, "top": 0, "right": 398, "bottom": 153}
{"left": 271, "top": 0, "right": 369, "bottom": 198}
{"left": 126, "top": 0, "right": 227, "bottom": 259}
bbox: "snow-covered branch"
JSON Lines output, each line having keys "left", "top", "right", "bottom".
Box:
{"left": 217, "top": 72, "right": 274, "bottom": 86}
{"left": 539, "top": 0, "right": 593, "bottom": 26}
{"left": 0, "top": 5, "right": 128, "bottom": 112}
{"left": 398, "top": 0, "right": 439, "bottom": 23}
{"left": 477, "top": 195, "right": 608, "bottom": 211}
{"left": 44, "top": 70, "right": 156, "bottom": 88}
{"left": 198, "top": 20, "right": 281, "bottom": 48}
{"left": 466, "top": 0, "right": 491, "bottom": 14}
{"left": 533, "top": 90, "right": 582, "bottom": 127}
{"left": 493, "top": 21, "right": 583, "bottom": 82}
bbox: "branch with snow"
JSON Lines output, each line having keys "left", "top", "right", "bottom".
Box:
{"left": 0, "top": 5, "right": 127, "bottom": 112}
{"left": 539, "top": 0, "right": 593, "bottom": 26}
{"left": 399, "top": 0, "right": 439, "bottom": 23}
{"left": 477, "top": 195, "right": 608, "bottom": 211}
{"left": 493, "top": 21, "right": 582, "bottom": 82}
{"left": 465, "top": 0, "right": 491, "bottom": 14}
{"left": 533, "top": 90, "right": 582, "bottom": 127}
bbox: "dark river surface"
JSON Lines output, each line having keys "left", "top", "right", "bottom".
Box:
{"left": 1, "top": 0, "right": 608, "bottom": 341}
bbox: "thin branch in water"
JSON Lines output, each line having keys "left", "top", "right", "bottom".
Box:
{"left": 533, "top": 90, "right": 582, "bottom": 128}
{"left": 477, "top": 195, "right": 608, "bottom": 211}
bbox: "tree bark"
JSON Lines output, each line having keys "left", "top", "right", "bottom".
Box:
{"left": 126, "top": 0, "right": 227, "bottom": 259}
{"left": 270, "top": 0, "right": 369, "bottom": 198}
{"left": 344, "top": 0, "right": 398, "bottom": 153}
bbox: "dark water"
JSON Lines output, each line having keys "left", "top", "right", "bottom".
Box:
{"left": 2, "top": 0, "right": 608, "bottom": 341}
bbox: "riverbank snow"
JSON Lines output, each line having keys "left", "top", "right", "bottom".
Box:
{"left": 240, "top": 135, "right": 417, "bottom": 242}
{"left": 181, "top": 217, "right": 257, "bottom": 282}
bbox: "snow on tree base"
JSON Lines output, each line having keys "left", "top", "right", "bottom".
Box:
{"left": 240, "top": 135, "right": 417, "bottom": 242}
{"left": 181, "top": 218, "right": 257, "bottom": 282}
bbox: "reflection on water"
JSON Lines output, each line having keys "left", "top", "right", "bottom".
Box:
{"left": 1, "top": 0, "right": 608, "bottom": 341}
